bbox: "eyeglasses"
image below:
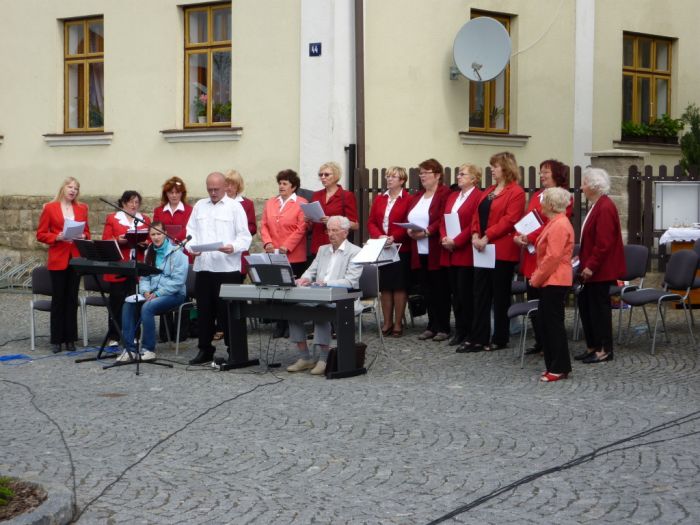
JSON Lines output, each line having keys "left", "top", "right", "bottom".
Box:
{"left": 318, "top": 172, "right": 333, "bottom": 178}
{"left": 457, "top": 172, "right": 469, "bottom": 177}
{"left": 385, "top": 174, "right": 401, "bottom": 179}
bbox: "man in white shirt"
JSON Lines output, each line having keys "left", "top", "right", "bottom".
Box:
{"left": 286, "top": 215, "right": 362, "bottom": 376}
{"left": 187, "top": 172, "right": 252, "bottom": 365}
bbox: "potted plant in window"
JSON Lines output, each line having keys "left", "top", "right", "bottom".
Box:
{"left": 649, "top": 114, "right": 683, "bottom": 144}
{"left": 213, "top": 101, "right": 231, "bottom": 123}
{"left": 193, "top": 93, "right": 207, "bottom": 124}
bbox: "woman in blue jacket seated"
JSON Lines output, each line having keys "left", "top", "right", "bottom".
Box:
{"left": 117, "top": 221, "right": 188, "bottom": 362}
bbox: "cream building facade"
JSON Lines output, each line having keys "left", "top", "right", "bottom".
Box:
{"left": 0, "top": 0, "right": 698, "bottom": 208}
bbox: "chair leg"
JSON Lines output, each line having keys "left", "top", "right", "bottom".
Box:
{"left": 651, "top": 304, "right": 662, "bottom": 355}
{"left": 374, "top": 308, "right": 384, "bottom": 345}
{"left": 640, "top": 306, "right": 652, "bottom": 340}
{"left": 520, "top": 316, "right": 529, "bottom": 369}
{"left": 659, "top": 302, "right": 670, "bottom": 343}
{"left": 81, "top": 299, "right": 88, "bottom": 346}
{"left": 30, "top": 305, "right": 35, "bottom": 351}
{"left": 174, "top": 305, "right": 185, "bottom": 356}
{"left": 683, "top": 301, "right": 695, "bottom": 345}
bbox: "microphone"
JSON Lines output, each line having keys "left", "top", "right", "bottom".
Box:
{"left": 174, "top": 235, "right": 192, "bottom": 252}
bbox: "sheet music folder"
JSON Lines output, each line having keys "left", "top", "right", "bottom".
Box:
{"left": 74, "top": 239, "right": 123, "bottom": 261}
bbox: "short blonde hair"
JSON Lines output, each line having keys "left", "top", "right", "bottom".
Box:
{"left": 54, "top": 177, "right": 81, "bottom": 203}
{"left": 319, "top": 162, "right": 342, "bottom": 184}
{"left": 385, "top": 166, "right": 408, "bottom": 184}
{"left": 541, "top": 187, "right": 571, "bottom": 213}
{"left": 490, "top": 152, "right": 520, "bottom": 183}
{"left": 224, "top": 169, "right": 245, "bottom": 193}
{"left": 459, "top": 163, "right": 482, "bottom": 186}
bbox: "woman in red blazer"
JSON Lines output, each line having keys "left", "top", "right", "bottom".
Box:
{"left": 513, "top": 159, "right": 573, "bottom": 355}
{"left": 367, "top": 166, "right": 412, "bottom": 336}
{"left": 576, "top": 168, "right": 626, "bottom": 364}
{"left": 102, "top": 190, "right": 151, "bottom": 345}
{"left": 439, "top": 164, "right": 482, "bottom": 348}
{"left": 225, "top": 170, "right": 257, "bottom": 274}
{"left": 464, "top": 152, "right": 526, "bottom": 352}
{"left": 309, "top": 162, "right": 359, "bottom": 255}
{"left": 36, "top": 177, "right": 90, "bottom": 353}
{"left": 152, "top": 176, "right": 193, "bottom": 256}
{"left": 406, "top": 158, "right": 452, "bottom": 341}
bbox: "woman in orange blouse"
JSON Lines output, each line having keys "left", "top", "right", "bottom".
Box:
{"left": 36, "top": 177, "right": 90, "bottom": 353}
{"left": 529, "top": 187, "right": 575, "bottom": 382}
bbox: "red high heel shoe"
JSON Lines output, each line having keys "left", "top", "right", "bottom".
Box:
{"left": 540, "top": 372, "right": 569, "bottom": 382}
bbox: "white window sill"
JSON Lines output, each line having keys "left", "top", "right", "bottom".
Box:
{"left": 43, "top": 132, "right": 113, "bottom": 147}
{"left": 612, "top": 140, "right": 681, "bottom": 156}
{"left": 459, "top": 131, "right": 530, "bottom": 147}
{"left": 160, "top": 127, "right": 243, "bottom": 143}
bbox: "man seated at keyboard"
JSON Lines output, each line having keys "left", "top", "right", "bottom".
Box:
{"left": 286, "top": 215, "right": 362, "bottom": 376}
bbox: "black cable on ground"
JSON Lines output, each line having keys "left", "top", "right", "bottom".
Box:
{"left": 0, "top": 379, "right": 79, "bottom": 518}
{"left": 425, "top": 410, "right": 700, "bottom": 524}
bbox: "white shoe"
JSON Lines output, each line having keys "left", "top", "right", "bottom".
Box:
{"left": 116, "top": 350, "right": 134, "bottom": 362}
{"left": 107, "top": 339, "right": 120, "bottom": 347}
{"left": 286, "top": 358, "right": 316, "bottom": 372}
{"left": 141, "top": 350, "right": 156, "bottom": 362}
{"left": 310, "top": 361, "right": 326, "bottom": 376}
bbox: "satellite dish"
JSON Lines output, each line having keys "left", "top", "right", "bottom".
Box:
{"left": 453, "top": 17, "right": 511, "bottom": 82}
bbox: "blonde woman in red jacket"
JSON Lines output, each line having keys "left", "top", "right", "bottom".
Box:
{"left": 36, "top": 177, "right": 90, "bottom": 353}
{"left": 367, "top": 166, "right": 412, "bottom": 337}
{"left": 440, "top": 164, "right": 482, "bottom": 349}
{"left": 464, "top": 152, "right": 525, "bottom": 352}
{"left": 529, "top": 187, "right": 574, "bottom": 382}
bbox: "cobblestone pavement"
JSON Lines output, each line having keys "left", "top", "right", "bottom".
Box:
{"left": 1, "top": 290, "right": 699, "bottom": 524}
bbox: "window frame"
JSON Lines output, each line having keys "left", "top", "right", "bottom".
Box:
{"left": 63, "top": 17, "right": 105, "bottom": 133}
{"left": 183, "top": 3, "right": 232, "bottom": 128}
{"left": 468, "top": 11, "right": 511, "bottom": 134}
{"left": 622, "top": 32, "right": 673, "bottom": 125}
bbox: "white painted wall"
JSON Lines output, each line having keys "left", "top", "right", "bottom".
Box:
{"left": 574, "top": 0, "right": 595, "bottom": 168}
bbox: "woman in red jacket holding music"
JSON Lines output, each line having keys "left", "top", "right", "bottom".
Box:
{"left": 513, "top": 159, "right": 572, "bottom": 355}
{"left": 102, "top": 190, "right": 150, "bottom": 345}
{"left": 152, "top": 176, "right": 193, "bottom": 250}
{"left": 367, "top": 166, "right": 412, "bottom": 337}
{"left": 406, "top": 158, "right": 452, "bottom": 341}
{"left": 440, "top": 163, "right": 482, "bottom": 349}
{"left": 463, "top": 152, "right": 525, "bottom": 352}
{"left": 36, "top": 177, "right": 90, "bottom": 353}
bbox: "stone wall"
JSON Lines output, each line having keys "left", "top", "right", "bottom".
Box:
{"left": 0, "top": 196, "right": 266, "bottom": 264}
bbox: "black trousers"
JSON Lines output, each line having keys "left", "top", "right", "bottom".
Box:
{"left": 578, "top": 280, "right": 615, "bottom": 353}
{"left": 472, "top": 261, "right": 516, "bottom": 346}
{"left": 49, "top": 268, "right": 80, "bottom": 344}
{"left": 415, "top": 256, "right": 451, "bottom": 334}
{"left": 107, "top": 278, "right": 135, "bottom": 341}
{"left": 195, "top": 271, "right": 243, "bottom": 353}
{"left": 448, "top": 266, "right": 474, "bottom": 340}
{"left": 538, "top": 285, "right": 571, "bottom": 374}
{"left": 526, "top": 282, "right": 542, "bottom": 350}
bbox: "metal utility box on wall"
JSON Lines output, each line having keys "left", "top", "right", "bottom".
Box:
{"left": 654, "top": 182, "right": 700, "bottom": 229}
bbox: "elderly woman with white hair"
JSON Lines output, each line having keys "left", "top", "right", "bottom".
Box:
{"left": 576, "top": 168, "right": 626, "bottom": 364}
{"left": 529, "top": 187, "right": 575, "bottom": 382}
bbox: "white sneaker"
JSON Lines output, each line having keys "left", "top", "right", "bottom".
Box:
{"left": 141, "top": 350, "right": 156, "bottom": 362}
{"left": 310, "top": 360, "right": 326, "bottom": 376}
{"left": 107, "top": 340, "right": 120, "bottom": 347}
{"left": 116, "top": 350, "right": 134, "bottom": 362}
{"left": 286, "top": 358, "right": 316, "bottom": 372}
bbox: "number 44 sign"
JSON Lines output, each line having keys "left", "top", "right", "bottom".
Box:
{"left": 309, "top": 42, "right": 322, "bottom": 57}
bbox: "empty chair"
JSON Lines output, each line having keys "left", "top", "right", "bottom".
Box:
{"left": 507, "top": 299, "right": 539, "bottom": 368}
{"left": 29, "top": 266, "right": 53, "bottom": 351}
{"left": 609, "top": 244, "right": 650, "bottom": 342}
{"left": 689, "top": 239, "right": 700, "bottom": 321}
{"left": 356, "top": 264, "right": 384, "bottom": 349}
{"left": 161, "top": 265, "right": 196, "bottom": 355}
{"left": 621, "top": 249, "right": 698, "bottom": 354}
{"left": 79, "top": 274, "right": 110, "bottom": 346}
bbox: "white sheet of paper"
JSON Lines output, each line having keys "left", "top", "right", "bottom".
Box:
{"left": 444, "top": 213, "right": 461, "bottom": 239}
{"left": 268, "top": 253, "right": 290, "bottom": 265}
{"left": 351, "top": 238, "right": 387, "bottom": 264}
{"left": 300, "top": 201, "right": 325, "bottom": 222}
{"left": 62, "top": 219, "right": 85, "bottom": 241}
{"left": 377, "top": 243, "right": 402, "bottom": 266}
{"left": 125, "top": 294, "right": 146, "bottom": 303}
{"left": 245, "top": 253, "right": 270, "bottom": 265}
{"left": 514, "top": 211, "right": 543, "bottom": 236}
{"left": 472, "top": 244, "right": 496, "bottom": 269}
{"left": 190, "top": 241, "right": 223, "bottom": 253}
{"left": 394, "top": 222, "right": 425, "bottom": 230}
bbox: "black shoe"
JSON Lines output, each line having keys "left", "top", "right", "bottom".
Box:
{"left": 189, "top": 350, "right": 214, "bottom": 365}
{"left": 582, "top": 351, "right": 613, "bottom": 364}
{"left": 65, "top": 341, "right": 76, "bottom": 351}
{"left": 448, "top": 334, "right": 465, "bottom": 346}
{"left": 488, "top": 343, "right": 508, "bottom": 351}
{"left": 51, "top": 343, "right": 63, "bottom": 354}
{"left": 574, "top": 350, "right": 594, "bottom": 361}
{"left": 524, "top": 346, "right": 540, "bottom": 355}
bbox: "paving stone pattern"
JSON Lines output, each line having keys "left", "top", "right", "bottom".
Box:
{"left": 1, "top": 291, "right": 699, "bottom": 524}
